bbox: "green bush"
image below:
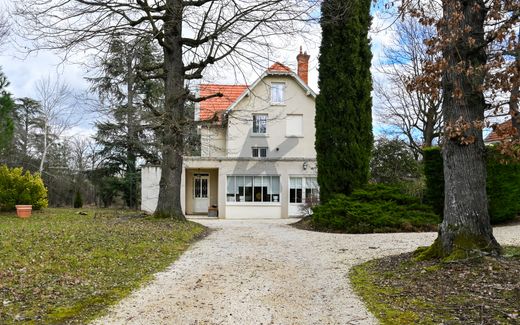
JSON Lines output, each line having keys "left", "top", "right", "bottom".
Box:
{"left": 423, "top": 147, "right": 444, "bottom": 217}
{"left": 73, "top": 191, "right": 83, "bottom": 208}
{"left": 311, "top": 184, "right": 440, "bottom": 233}
{"left": 0, "top": 165, "right": 48, "bottom": 211}
{"left": 423, "top": 146, "right": 520, "bottom": 224}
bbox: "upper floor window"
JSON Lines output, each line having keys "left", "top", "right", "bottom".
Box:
{"left": 271, "top": 82, "right": 285, "bottom": 104}
{"left": 253, "top": 114, "right": 267, "bottom": 134}
{"left": 286, "top": 114, "right": 303, "bottom": 137}
{"left": 252, "top": 147, "right": 268, "bottom": 158}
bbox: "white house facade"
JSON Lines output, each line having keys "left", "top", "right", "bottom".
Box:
{"left": 142, "top": 49, "right": 319, "bottom": 219}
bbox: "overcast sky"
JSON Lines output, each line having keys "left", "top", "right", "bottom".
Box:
{"left": 0, "top": 1, "right": 394, "bottom": 138}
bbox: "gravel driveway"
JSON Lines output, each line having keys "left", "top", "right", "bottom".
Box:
{"left": 93, "top": 219, "right": 520, "bottom": 325}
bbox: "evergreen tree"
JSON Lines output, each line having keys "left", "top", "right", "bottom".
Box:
{"left": 0, "top": 68, "right": 15, "bottom": 154}
{"left": 315, "top": 0, "right": 373, "bottom": 203}
{"left": 90, "top": 36, "right": 162, "bottom": 209}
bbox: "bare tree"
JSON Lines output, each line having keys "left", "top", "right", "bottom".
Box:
{"left": 375, "top": 17, "right": 442, "bottom": 158}
{"left": 33, "top": 76, "right": 79, "bottom": 173}
{"left": 14, "top": 0, "right": 317, "bottom": 220}
{"left": 0, "top": 12, "right": 9, "bottom": 46}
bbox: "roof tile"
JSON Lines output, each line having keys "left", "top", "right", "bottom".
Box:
{"left": 198, "top": 84, "right": 247, "bottom": 121}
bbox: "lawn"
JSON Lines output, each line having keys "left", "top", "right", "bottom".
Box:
{"left": 0, "top": 208, "right": 206, "bottom": 324}
{"left": 350, "top": 247, "right": 520, "bottom": 324}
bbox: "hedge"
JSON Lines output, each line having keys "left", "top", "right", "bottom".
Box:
{"left": 423, "top": 146, "right": 520, "bottom": 224}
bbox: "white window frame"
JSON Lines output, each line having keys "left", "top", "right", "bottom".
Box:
{"left": 253, "top": 114, "right": 268, "bottom": 134}
{"left": 289, "top": 176, "right": 319, "bottom": 204}
{"left": 252, "top": 147, "right": 268, "bottom": 158}
{"left": 271, "top": 82, "right": 285, "bottom": 104}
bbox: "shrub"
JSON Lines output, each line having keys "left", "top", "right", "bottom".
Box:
{"left": 423, "top": 146, "right": 520, "bottom": 224}
{"left": 311, "top": 184, "right": 439, "bottom": 233}
{"left": 0, "top": 165, "right": 48, "bottom": 211}
{"left": 73, "top": 191, "right": 83, "bottom": 208}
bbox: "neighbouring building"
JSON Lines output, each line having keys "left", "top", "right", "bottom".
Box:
{"left": 142, "top": 49, "right": 319, "bottom": 219}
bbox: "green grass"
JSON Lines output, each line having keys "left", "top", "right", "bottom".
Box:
{"left": 0, "top": 208, "right": 206, "bottom": 324}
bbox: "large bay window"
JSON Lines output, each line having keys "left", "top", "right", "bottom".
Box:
{"left": 227, "top": 175, "right": 280, "bottom": 203}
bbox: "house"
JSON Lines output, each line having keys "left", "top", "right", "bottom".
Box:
{"left": 484, "top": 119, "right": 518, "bottom": 144}
{"left": 141, "top": 49, "right": 318, "bottom": 219}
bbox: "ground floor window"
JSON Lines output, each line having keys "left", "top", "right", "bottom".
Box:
{"left": 227, "top": 175, "right": 280, "bottom": 203}
{"left": 290, "top": 177, "right": 319, "bottom": 203}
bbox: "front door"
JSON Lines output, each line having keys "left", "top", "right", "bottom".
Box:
{"left": 193, "top": 173, "right": 210, "bottom": 214}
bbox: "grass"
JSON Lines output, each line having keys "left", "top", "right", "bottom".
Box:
{"left": 0, "top": 208, "right": 206, "bottom": 324}
{"left": 350, "top": 247, "right": 520, "bottom": 324}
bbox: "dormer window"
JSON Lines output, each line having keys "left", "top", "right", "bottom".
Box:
{"left": 271, "top": 82, "right": 285, "bottom": 104}
{"left": 253, "top": 114, "right": 267, "bottom": 134}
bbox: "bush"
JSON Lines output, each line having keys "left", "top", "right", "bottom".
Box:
{"left": 73, "top": 191, "right": 83, "bottom": 208}
{"left": 423, "top": 146, "right": 520, "bottom": 224}
{"left": 0, "top": 165, "right": 48, "bottom": 211}
{"left": 311, "top": 184, "right": 440, "bottom": 233}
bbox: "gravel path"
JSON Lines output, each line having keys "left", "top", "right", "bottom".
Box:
{"left": 92, "top": 219, "right": 520, "bottom": 325}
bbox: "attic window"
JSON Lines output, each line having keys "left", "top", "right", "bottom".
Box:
{"left": 271, "top": 82, "right": 285, "bottom": 104}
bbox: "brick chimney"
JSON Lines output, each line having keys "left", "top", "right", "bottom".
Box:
{"left": 296, "top": 46, "right": 310, "bottom": 84}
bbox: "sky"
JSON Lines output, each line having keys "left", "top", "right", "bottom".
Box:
{"left": 0, "top": 1, "right": 394, "bottom": 139}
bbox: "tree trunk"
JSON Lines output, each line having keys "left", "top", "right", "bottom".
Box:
{"left": 126, "top": 49, "right": 138, "bottom": 210}
{"left": 154, "top": 0, "right": 186, "bottom": 220}
{"left": 39, "top": 121, "right": 48, "bottom": 174}
{"left": 420, "top": 0, "right": 501, "bottom": 259}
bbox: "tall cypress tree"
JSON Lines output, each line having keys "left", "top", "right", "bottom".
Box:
{"left": 315, "top": 0, "right": 373, "bottom": 203}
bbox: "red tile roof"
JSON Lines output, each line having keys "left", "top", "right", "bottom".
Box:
{"left": 268, "top": 62, "right": 292, "bottom": 72}
{"left": 485, "top": 120, "right": 513, "bottom": 143}
{"left": 198, "top": 84, "right": 247, "bottom": 121}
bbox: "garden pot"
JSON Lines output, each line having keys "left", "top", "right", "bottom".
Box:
{"left": 15, "top": 205, "right": 32, "bottom": 218}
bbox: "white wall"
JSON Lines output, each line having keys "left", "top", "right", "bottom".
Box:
{"left": 226, "top": 75, "right": 316, "bottom": 159}
{"left": 141, "top": 166, "right": 161, "bottom": 213}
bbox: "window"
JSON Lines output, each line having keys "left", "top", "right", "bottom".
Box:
{"left": 286, "top": 114, "right": 303, "bottom": 136}
{"left": 290, "top": 177, "right": 319, "bottom": 203}
{"left": 253, "top": 114, "right": 267, "bottom": 134}
{"left": 252, "top": 147, "right": 268, "bottom": 158}
{"left": 226, "top": 176, "right": 280, "bottom": 203}
{"left": 193, "top": 174, "right": 209, "bottom": 199}
{"left": 289, "top": 177, "right": 303, "bottom": 203}
{"left": 305, "top": 177, "right": 319, "bottom": 202}
{"left": 271, "top": 82, "right": 285, "bottom": 104}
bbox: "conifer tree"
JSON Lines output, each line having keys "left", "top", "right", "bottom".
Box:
{"left": 0, "top": 69, "right": 15, "bottom": 153}
{"left": 315, "top": 0, "right": 373, "bottom": 203}
{"left": 90, "top": 36, "right": 162, "bottom": 209}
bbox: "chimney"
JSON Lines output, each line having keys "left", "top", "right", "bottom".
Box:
{"left": 297, "top": 46, "right": 310, "bottom": 84}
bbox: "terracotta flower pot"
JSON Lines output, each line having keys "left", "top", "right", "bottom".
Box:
{"left": 15, "top": 205, "right": 32, "bottom": 218}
